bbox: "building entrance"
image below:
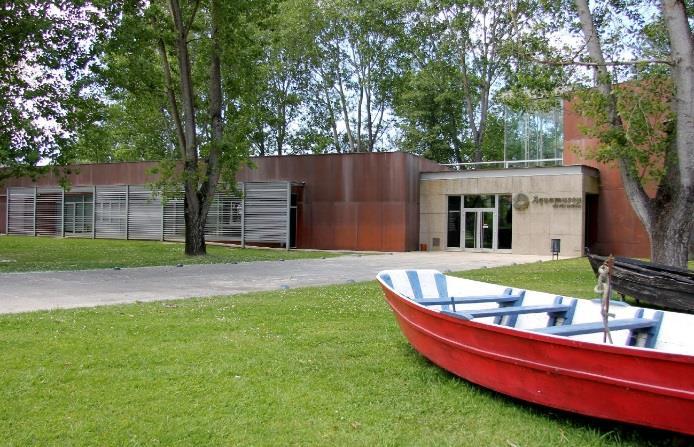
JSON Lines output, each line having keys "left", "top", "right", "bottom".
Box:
{"left": 447, "top": 194, "right": 512, "bottom": 251}
{"left": 464, "top": 210, "right": 494, "bottom": 249}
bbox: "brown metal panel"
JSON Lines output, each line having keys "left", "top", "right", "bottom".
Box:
{"left": 404, "top": 203, "right": 421, "bottom": 251}
{"left": 332, "top": 202, "right": 359, "bottom": 250}
{"left": 1, "top": 162, "right": 162, "bottom": 190}
{"left": 352, "top": 153, "right": 386, "bottom": 202}
{"left": 380, "top": 203, "right": 408, "bottom": 252}
{"left": 235, "top": 152, "right": 433, "bottom": 251}
{"left": 309, "top": 202, "right": 336, "bottom": 249}
{"left": 356, "top": 202, "right": 383, "bottom": 250}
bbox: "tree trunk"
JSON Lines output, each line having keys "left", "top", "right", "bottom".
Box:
{"left": 452, "top": 138, "right": 463, "bottom": 164}
{"left": 184, "top": 198, "right": 207, "bottom": 256}
{"left": 661, "top": 0, "right": 694, "bottom": 265}
{"left": 650, "top": 205, "right": 691, "bottom": 266}
{"left": 322, "top": 82, "right": 341, "bottom": 153}
{"left": 366, "top": 82, "right": 373, "bottom": 152}
{"left": 257, "top": 126, "right": 266, "bottom": 156}
{"left": 335, "top": 58, "right": 357, "bottom": 152}
{"left": 277, "top": 103, "right": 285, "bottom": 155}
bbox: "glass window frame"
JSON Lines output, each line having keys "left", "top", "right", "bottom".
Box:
{"left": 445, "top": 193, "right": 513, "bottom": 252}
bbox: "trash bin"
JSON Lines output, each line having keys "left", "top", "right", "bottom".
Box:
{"left": 551, "top": 239, "right": 560, "bottom": 260}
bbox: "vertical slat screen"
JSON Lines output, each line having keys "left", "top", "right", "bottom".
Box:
{"left": 163, "top": 196, "right": 185, "bottom": 241}
{"left": 35, "top": 188, "right": 63, "bottom": 236}
{"left": 205, "top": 189, "right": 243, "bottom": 241}
{"left": 244, "top": 182, "right": 290, "bottom": 244}
{"left": 7, "top": 182, "right": 292, "bottom": 247}
{"left": 128, "top": 186, "right": 163, "bottom": 240}
{"left": 7, "top": 187, "right": 35, "bottom": 235}
{"left": 94, "top": 186, "right": 127, "bottom": 239}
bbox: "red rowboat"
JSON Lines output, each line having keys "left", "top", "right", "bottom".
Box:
{"left": 376, "top": 269, "right": 694, "bottom": 435}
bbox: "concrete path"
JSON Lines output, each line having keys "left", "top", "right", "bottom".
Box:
{"left": 0, "top": 252, "right": 552, "bottom": 314}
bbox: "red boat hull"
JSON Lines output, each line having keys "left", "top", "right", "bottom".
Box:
{"left": 380, "top": 285, "right": 694, "bottom": 435}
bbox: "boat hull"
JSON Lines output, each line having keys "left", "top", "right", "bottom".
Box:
{"left": 381, "top": 285, "right": 694, "bottom": 435}
{"left": 587, "top": 254, "right": 694, "bottom": 313}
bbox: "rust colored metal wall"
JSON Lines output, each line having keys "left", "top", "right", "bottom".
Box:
{"left": 1, "top": 154, "right": 445, "bottom": 252}
{"left": 236, "top": 152, "right": 445, "bottom": 251}
{"left": 563, "top": 100, "right": 651, "bottom": 258}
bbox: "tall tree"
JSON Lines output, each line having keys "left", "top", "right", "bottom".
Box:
{"left": 568, "top": 0, "right": 693, "bottom": 267}
{"left": 396, "top": 0, "right": 548, "bottom": 164}
{"left": 250, "top": 0, "right": 313, "bottom": 156}
{"left": 70, "top": 92, "right": 175, "bottom": 163}
{"left": 93, "top": 0, "right": 267, "bottom": 255}
{"left": 309, "top": 0, "right": 411, "bottom": 152}
{"left": 395, "top": 61, "right": 469, "bottom": 163}
{"left": 413, "top": 0, "right": 527, "bottom": 162}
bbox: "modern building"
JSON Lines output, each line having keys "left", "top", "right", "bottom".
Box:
{"left": 0, "top": 101, "right": 654, "bottom": 257}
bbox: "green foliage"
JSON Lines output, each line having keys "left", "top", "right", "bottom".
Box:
{"left": 75, "top": 1, "right": 267, "bottom": 170}
{"left": 395, "top": 60, "right": 507, "bottom": 164}
{"left": 0, "top": 1, "right": 97, "bottom": 181}
{"left": 573, "top": 74, "right": 675, "bottom": 185}
{"left": 71, "top": 94, "right": 174, "bottom": 163}
{"left": 395, "top": 61, "right": 467, "bottom": 162}
{"left": 394, "top": 0, "right": 563, "bottom": 164}
{"left": 312, "top": 0, "right": 414, "bottom": 153}
{"left": 0, "top": 258, "right": 678, "bottom": 445}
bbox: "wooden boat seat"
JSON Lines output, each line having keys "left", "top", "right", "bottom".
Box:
{"left": 450, "top": 304, "right": 572, "bottom": 320}
{"left": 416, "top": 291, "right": 522, "bottom": 307}
{"left": 420, "top": 289, "right": 526, "bottom": 315}
{"left": 534, "top": 309, "right": 664, "bottom": 348}
{"left": 441, "top": 295, "right": 576, "bottom": 328}
{"left": 381, "top": 271, "right": 526, "bottom": 312}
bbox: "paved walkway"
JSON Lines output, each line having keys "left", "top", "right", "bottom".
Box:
{"left": 0, "top": 252, "right": 552, "bottom": 314}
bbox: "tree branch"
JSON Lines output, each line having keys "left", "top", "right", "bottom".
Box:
{"left": 156, "top": 37, "right": 187, "bottom": 159}
{"left": 183, "top": 0, "right": 201, "bottom": 37}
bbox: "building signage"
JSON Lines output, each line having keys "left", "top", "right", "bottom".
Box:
{"left": 532, "top": 195, "right": 582, "bottom": 208}
{"left": 512, "top": 193, "right": 530, "bottom": 211}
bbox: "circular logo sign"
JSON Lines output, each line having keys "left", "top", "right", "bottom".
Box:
{"left": 513, "top": 193, "right": 530, "bottom": 210}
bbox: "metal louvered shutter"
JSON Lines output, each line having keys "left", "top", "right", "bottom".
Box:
{"left": 243, "top": 181, "right": 290, "bottom": 244}
{"left": 163, "top": 196, "right": 185, "bottom": 241}
{"left": 7, "top": 187, "right": 35, "bottom": 235}
{"left": 94, "top": 186, "right": 127, "bottom": 239}
{"left": 35, "top": 187, "right": 63, "bottom": 237}
{"left": 63, "top": 187, "right": 94, "bottom": 238}
{"left": 205, "top": 189, "right": 243, "bottom": 242}
{"left": 128, "top": 186, "right": 163, "bottom": 240}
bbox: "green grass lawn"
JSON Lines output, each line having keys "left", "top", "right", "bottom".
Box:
{"left": 0, "top": 258, "right": 682, "bottom": 445}
{"left": 0, "top": 235, "right": 338, "bottom": 273}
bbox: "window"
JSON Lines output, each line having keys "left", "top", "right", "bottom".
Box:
{"left": 463, "top": 195, "right": 495, "bottom": 209}
{"left": 447, "top": 196, "right": 461, "bottom": 248}
{"left": 498, "top": 195, "right": 512, "bottom": 250}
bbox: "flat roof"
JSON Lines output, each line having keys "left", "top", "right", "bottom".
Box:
{"left": 420, "top": 165, "right": 599, "bottom": 181}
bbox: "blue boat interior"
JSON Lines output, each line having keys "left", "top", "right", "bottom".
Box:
{"left": 381, "top": 270, "right": 665, "bottom": 349}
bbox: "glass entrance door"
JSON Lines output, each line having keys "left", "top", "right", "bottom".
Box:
{"left": 446, "top": 194, "right": 512, "bottom": 251}
{"left": 464, "top": 211, "right": 495, "bottom": 249}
